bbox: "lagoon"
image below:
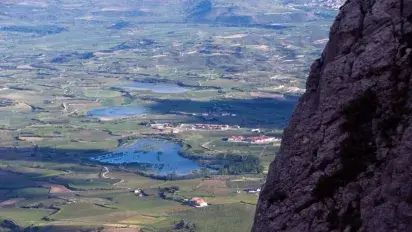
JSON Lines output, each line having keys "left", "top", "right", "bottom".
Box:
{"left": 91, "top": 139, "right": 202, "bottom": 176}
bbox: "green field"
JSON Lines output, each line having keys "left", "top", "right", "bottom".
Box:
{"left": 0, "top": 208, "right": 54, "bottom": 227}
{"left": 51, "top": 203, "right": 118, "bottom": 220}
{"left": 0, "top": 0, "right": 337, "bottom": 230}
{"left": 84, "top": 90, "right": 122, "bottom": 99}
{"left": 146, "top": 203, "right": 256, "bottom": 232}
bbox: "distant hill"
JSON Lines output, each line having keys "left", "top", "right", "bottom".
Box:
{"left": 282, "top": 0, "right": 346, "bottom": 9}
{"left": 183, "top": 0, "right": 342, "bottom": 25}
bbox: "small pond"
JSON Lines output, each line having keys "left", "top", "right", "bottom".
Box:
{"left": 119, "top": 82, "right": 188, "bottom": 94}
{"left": 86, "top": 106, "right": 147, "bottom": 119}
{"left": 90, "top": 139, "right": 203, "bottom": 176}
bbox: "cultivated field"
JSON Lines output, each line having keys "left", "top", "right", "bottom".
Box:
{"left": 0, "top": 0, "right": 337, "bottom": 231}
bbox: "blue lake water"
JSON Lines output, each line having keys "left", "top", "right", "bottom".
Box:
{"left": 90, "top": 139, "right": 202, "bottom": 175}
{"left": 119, "top": 82, "right": 188, "bottom": 93}
{"left": 86, "top": 106, "right": 147, "bottom": 119}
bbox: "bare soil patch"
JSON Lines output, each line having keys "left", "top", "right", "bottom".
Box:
{"left": 0, "top": 198, "right": 25, "bottom": 207}
{"left": 42, "top": 183, "right": 73, "bottom": 193}
{"left": 18, "top": 136, "right": 44, "bottom": 142}
{"left": 0, "top": 129, "right": 14, "bottom": 145}
{"left": 197, "top": 179, "right": 229, "bottom": 194}
{"left": 250, "top": 92, "right": 286, "bottom": 100}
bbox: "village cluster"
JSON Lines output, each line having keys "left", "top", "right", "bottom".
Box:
{"left": 150, "top": 123, "right": 280, "bottom": 144}
{"left": 150, "top": 123, "right": 240, "bottom": 131}
{"left": 227, "top": 135, "right": 281, "bottom": 144}
{"left": 150, "top": 122, "right": 240, "bottom": 134}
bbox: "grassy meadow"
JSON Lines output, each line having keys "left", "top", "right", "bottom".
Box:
{"left": 0, "top": 0, "right": 337, "bottom": 231}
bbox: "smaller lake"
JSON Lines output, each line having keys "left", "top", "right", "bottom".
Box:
{"left": 90, "top": 139, "right": 202, "bottom": 176}
{"left": 119, "top": 82, "right": 188, "bottom": 94}
{"left": 86, "top": 106, "right": 147, "bottom": 119}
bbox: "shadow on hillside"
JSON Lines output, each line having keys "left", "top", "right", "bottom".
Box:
{"left": 0, "top": 146, "right": 128, "bottom": 231}
{"left": 145, "top": 97, "right": 298, "bottom": 129}
{"left": 1, "top": 221, "right": 136, "bottom": 232}
{"left": 0, "top": 146, "right": 112, "bottom": 193}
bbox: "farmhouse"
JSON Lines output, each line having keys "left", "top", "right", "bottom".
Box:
{"left": 151, "top": 123, "right": 174, "bottom": 130}
{"left": 133, "top": 189, "right": 148, "bottom": 197}
{"left": 244, "top": 187, "right": 261, "bottom": 194}
{"left": 189, "top": 197, "right": 208, "bottom": 208}
{"left": 134, "top": 189, "right": 142, "bottom": 195}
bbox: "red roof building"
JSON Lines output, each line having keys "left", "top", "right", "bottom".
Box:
{"left": 248, "top": 136, "right": 277, "bottom": 144}
{"left": 189, "top": 197, "right": 208, "bottom": 208}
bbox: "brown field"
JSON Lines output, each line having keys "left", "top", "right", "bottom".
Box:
{"left": 18, "top": 136, "right": 44, "bottom": 142}
{"left": 6, "top": 102, "right": 32, "bottom": 111}
{"left": 42, "top": 183, "right": 73, "bottom": 194}
{"left": 0, "top": 198, "right": 25, "bottom": 207}
{"left": 197, "top": 179, "right": 230, "bottom": 195}
{"left": 250, "top": 92, "right": 285, "bottom": 99}
{"left": 0, "top": 129, "right": 13, "bottom": 137}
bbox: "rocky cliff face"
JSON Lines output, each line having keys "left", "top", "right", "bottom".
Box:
{"left": 252, "top": 0, "right": 412, "bottom": 231}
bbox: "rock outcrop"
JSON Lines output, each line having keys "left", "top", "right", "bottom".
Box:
{"left": 253, "top": 0, "right": 412, "bottom": 231}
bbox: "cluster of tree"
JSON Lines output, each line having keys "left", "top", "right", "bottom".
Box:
{"left": 131, "top": 168, "right": 205, "bottom": 181}
{"left": 218, "top": 155, "right": 264, "bottom": 175}
{"left": 174, "top": 219, "right": 196, "bottom": 232}
{"left": 0, "top": 25, "right": 67, "bottom": 35}
{"left": 117, "top": 136, "right": 140, "bottom": 147}
{"left": 159, "top": 186, "right": 180, "bottom": 198}
{"left": 158, "top": 186, "right": 187, "bottom": 204}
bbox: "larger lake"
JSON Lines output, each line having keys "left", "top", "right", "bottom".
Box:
{"left": 119, "top": 82, "right": 188, "bottom": 94}
{"left": 90, "top": 139, "right": 202, "bottom": 176}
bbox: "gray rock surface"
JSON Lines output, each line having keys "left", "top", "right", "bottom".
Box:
{"left": 252, "top": 0, "right": 412, "bottom": 231}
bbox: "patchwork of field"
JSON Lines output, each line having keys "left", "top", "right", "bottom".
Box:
{"left": 0, "top": 165, "right": 263, "bottom": 231}
{"left": 0, "top": 0, "right": 338, "bottom": 231}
